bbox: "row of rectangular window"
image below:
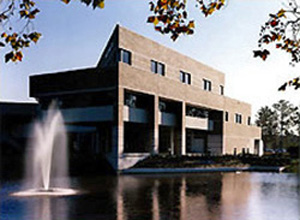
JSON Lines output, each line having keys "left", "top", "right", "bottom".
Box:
{"left": 225, "top": 112, "right": 251, "bottom": 125}
{"left": 118, "top": 48, "right": 224, "bottom": 95}
{"left": 233, "top": 148, "right": 250, "bottom": 155}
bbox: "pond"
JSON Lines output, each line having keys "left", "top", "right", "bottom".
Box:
{"left": 0, "top": 172, "right": 299, "bottom": 220}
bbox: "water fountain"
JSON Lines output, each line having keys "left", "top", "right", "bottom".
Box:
{"left": 12, "top": 102, "right": 78, "bottom": 197}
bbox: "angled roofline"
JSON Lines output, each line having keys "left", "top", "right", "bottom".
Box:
{"left": 96, "top": 24, "right": 119, "bottom": 68}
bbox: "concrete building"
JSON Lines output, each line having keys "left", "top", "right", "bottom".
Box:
{"left": 30, "top": 25, "right": 261, "bottom": 171}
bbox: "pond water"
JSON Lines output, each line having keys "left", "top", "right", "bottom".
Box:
{"left": 0, "top": 172, "right": 299, "bottom": 220}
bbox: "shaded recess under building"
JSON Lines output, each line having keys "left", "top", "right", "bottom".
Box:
{"left": 0, "top": 102, "right": 38, "bottom": 178}
{"left": 29, "top": 25, "right": 262, "bottom": 172}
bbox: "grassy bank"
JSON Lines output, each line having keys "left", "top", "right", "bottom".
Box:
{"left": 133, "top": 154, "right": 299, "bottom": 173}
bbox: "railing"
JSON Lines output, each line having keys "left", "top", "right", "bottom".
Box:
{"left": 123, "top": 106, "right": 148, "bottom": 123}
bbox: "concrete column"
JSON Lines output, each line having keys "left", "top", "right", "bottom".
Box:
{"left": 181, "top": 101, "right": 186, "bottom": 155}
{"left": 153, "top": 95, "right": 159, "bottom": 154}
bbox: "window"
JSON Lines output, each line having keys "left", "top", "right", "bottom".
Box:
{"left": 151, "top": 60, "right": 156, "bottom": 73}
{"left": 225, "top": 111, "right": 229, "bottom": 122}
{"left": 235, "top": 113, "right": 242, "bottom": 124}
{"left": 203, "top": 79, "right": 212, "bottom": 91}
{"left": 233, "top": 148, "right": 237, "bottom": 156}
{"left": 220, "top": 85, "right": 224, "bottom": 95}
{"left": 180, "top": 71, "right": 191, "bottom": 84}
{"left": 119, "top": 49, "right": 131, "bottom": 65}
{"left": 248, "top": 116, "right": 251, "bottom": 125}
{"left": 242, "top": 148, "right": 246, "bottom": 155}
{"left": 151, "top": 60, "right": 165, "bottom": 76}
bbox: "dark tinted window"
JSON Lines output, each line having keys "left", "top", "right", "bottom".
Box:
{"left": 119, "top": 49, "right": 131, "bottom": 65}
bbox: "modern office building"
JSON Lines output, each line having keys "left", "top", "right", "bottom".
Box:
{"left": 30, "top": 25, "right": 261, "bottom": 171}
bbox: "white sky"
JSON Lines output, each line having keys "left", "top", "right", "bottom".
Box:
{"left": 0, "top": 0, "right": 299, "bottom": 118}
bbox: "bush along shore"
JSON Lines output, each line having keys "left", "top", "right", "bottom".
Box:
{"left": 132, "top": 154, "right": 299, "bottom": 173}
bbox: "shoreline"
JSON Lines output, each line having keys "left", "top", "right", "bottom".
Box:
{"left": 121, "top": 166, "right": 286, "bottom": 174}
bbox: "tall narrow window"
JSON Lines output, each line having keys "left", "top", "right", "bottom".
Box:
{"left": 157, "top": 63, "right": 165, "bottom": 76}
{"left": 151, "top": 60, "right": 156, "bottom": 73}
{"left": 180, "top": 71, "right": 191, "bottom": 84}
{"left": 119, "top": 49, "right": 131, "bottom": 65}
{"left": 203, "top": 79, "right": 212, "bottom": 91}
{"left": 151, "top": 60, "right": 165, "bottom": 76}
{"left": 248, "top": 116, "right": 251, "bottom": 125}
{"left": 225, "top": 111, "right": 229, "bottom": 122}
{"left": 235, "top": 113, "right": 242, "bottom": 124}
{"left": 180, "top": 71, "right": 185, "bottom": 82}
{"left": 220, "top": 85, "right": 224, "bottom": 95}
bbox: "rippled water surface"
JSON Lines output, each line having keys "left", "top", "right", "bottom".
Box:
{"left": 1, "top": 172, "right": 299, "bottom": 220}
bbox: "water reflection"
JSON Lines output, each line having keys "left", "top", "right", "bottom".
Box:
{"left": 115, "top": 173, "right": 299, "bottom": 220}
{"left": 1, "top": 173, "right": 299, "bottom": 220}
{"left": 116, "top": 174, "right": 223, "bottom": 220}
{"left": 28, "top": 197, "right": 68, "bottom": 220}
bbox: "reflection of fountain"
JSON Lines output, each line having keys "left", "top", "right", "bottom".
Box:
{"left": 12, "top": 102, "right": 78, "bottom": 197}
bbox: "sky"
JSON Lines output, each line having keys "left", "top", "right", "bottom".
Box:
{"left": 0, "top": 0, "right": 299, "bottom": 118}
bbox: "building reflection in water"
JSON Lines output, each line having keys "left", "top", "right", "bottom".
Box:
{"left": 116, "top": 173, "right": 223, "bottom": 220}
{"left": 220, "top": 173, "right": 251, "bottom": 220}
{"left": 18, "top": 173, "right": 298, "bottom": 220}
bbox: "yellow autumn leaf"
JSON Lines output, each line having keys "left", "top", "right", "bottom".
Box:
{"left": 277, "top": 35, "right": 282, "bottom": 41}
{"left": 207, "top": 7, "right": 215, "bottom": 15}
{"left": 153, "top": 17, "right": 159, "bottom": 26}
{"left": 188, "top": 21, "right": 195, "bottom": 28}
{"left": 1, "top": 32, "right": 7, "bottom": 38}
{"left": 162, "top": 4, "right": 168, "bottom": 10}
{"left": 97, "top": 1, "right": 105, "bottom": 8}
{"left": 172, "top": 1, "right": 179, "bottom": 7}
{"left": 277, "top": 9, "right": 286, "bottom": 18}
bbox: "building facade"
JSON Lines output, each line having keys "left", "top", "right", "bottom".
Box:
{"left": 30, "top": 25, "right": 261, "bottom": 171}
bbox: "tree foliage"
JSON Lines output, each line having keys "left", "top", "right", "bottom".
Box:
{"left": 147, "top": 0, "right": 225, "bottom": 41}
{"left": 255, "top": 106, "right": 278, "bottom": 137}
{"left": 273, "top": 100, "right": 298, "bottom": 136}
{"left": 294, "top": 107, "right": 300, "bottom": 135}
{"left": 254, "top": 0, "right": 300, "bottom": 90}
{"left": 256, "top": 100, "right": 299, "bottom": 149}
{"left": 0, "top": 0, "right": 104, "bottom": 63}
{"left": 0, "top": 0, "right": 42, "bottom": 63}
